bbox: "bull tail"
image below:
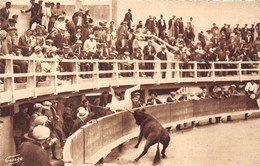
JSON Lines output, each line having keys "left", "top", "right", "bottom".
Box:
{"left": 153, "top": 136, "right": 161, "bottom": 165}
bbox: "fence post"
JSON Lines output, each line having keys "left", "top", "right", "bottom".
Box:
{"left": 238, "top": 61, "right": 242, "bottom": 82}
{"left": 4, "top": 58, "right": 15, "bottom": 102}
{"left": 134, "top": 61, "right": 140, "bottom": 85}
{"left": 92, "top": 60, "right": 99, "bottom": 89}
{"left": 194, "top": 61, "right": 198, "bottom": 83}
{"left": 154, "top": 60, "right": 160, "bottom": 85}
{"left": 176, "top": 61, "right": 180, "bottom": 83}
{"left": 112, "top": 60, "right": 119, "bottom": 87}
{"left": 212, "top": 62, "right": 216, "bottom": 82}
{"left": 73, "top": 60, "right": 79, "bottom": 92}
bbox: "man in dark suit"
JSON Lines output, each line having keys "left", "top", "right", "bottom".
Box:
{"left": 198, "top": 31, "right": 206, "bottom": 49}
{"left": 233, "top": 24, "right": 241, "bottom": 34}
{"left": 157, "top": 45, "right": 167, "bottom": 78}
{"left": 22, "top": 0, "right": 42, "bottom": 28}
{"left": 18, "top": 29, "right": 32, "bottom": 56}
{"left": 146, "top": 91, "right": 162, "bottom": 105}
{"left": 124, "top": 9, "right": 133, "bottom": 29}
{"left": 241, "top": 24, "right": 248, "bottom": 40}
{"left": 178, "top": 17, "right": 184, "bottom": 35}
{"left": 158, "top": 14, "right": 166, "bottom": 39}
{"left": 115, "top": 33, "right": 129, "bottom": 55}
{"left": 143, "top": 40, "right": 156, "bottom": 77}
{"left": 0, "top": 1, "right": 11, "bottom": 29}
{"left": 127, "top": 29, "right": 135, "bottom": 54}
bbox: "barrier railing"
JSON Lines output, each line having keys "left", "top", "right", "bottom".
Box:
{"left": 0, "top": 55, "right": 259, "bottom": 104}
{"left": 62, "top": 95, "right": 259, "bottom": 166}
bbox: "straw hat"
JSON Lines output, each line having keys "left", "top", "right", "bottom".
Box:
{"left": 34, "top": 116, "right": 48, "bottom": 126}
{"left": 77, "top": 107, "right": 89, "bottom": 119}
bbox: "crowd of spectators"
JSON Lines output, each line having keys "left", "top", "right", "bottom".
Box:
{"left": 0, "top": 1, "right": 259, "bottom": 85}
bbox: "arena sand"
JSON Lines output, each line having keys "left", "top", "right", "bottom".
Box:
{"left": 97, "top": 119, "right": 260, "bottom": 166}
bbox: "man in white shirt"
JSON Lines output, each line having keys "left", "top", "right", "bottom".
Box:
{"left": 83, "top": 34, "right": 96, "bottom": 57}
{"left": 106, "top": 84, "right": 140, "bottom": 112}
{"left": 245, "top": 80, "right": 258, "bottom": 95}
{"left": 42, "top": 1, "right": 51, "bottom": 31}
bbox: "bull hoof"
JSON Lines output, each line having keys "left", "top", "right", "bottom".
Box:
{"left": 134, "top": 145, "right": 139, "bottom": 148}
{"left": 134, "top": 158, "right": 139, "bottom": 163}
{"left": 162, "top": 154, "right": 166, "bottom": 158}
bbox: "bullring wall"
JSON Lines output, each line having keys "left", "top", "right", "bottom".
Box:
{"left": 63, "top": 95, "right": 258, "bottom": 166}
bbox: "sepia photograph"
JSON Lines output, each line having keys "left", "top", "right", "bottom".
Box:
{"left": 0, "top": 0, "right": 259, "bottom": 165}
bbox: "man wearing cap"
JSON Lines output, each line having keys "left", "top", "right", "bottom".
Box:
{"left": 211, "top": 23, "right": 219, "bottom": 36}
{"left": 228, "top": 85, "right": 239, "bottom": 96}
{"left": 167, "top": 91, "right": 177, "bottom": 103}
{"left": 17, "top": 126, "right": 52, "bottom": 166}
{"left": 218, "top": 87, "right": 229, "bottom": 99}
{"left": 157, "top": 45, "right": 167, "bottom": 78}
{"left": 0, "top": 28, "right": 13, "bottom": 55}
{"left": 143, "top": 40, "right": 156, "bottom": 77}
{"left": 30, "top": 103, "right": 44, "bottom": 127}
{"left": 168, "top": 15, "right": 176, "bottom": 38}
{"left": 124, "top": 9, "right": 133, "bottom": 29}
{"left": 147, "top": 91, "right": 162, "bottom": 105}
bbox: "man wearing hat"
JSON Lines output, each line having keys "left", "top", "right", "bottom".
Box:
{"left": 83, "top": 34, "right": 96, "bottom": 57}
{"left": 143, "top": 40, "right": 156, "bottom": 77}
{"left": 116, "top": 21, "right": 128, "bottom": 38}
{"left": 69, "top": 107, "right": 90, "bottom": 135}
{"left": 167, "top": 91, "right": 177, "bottom": 103}
{"left": 218, "top": 87, "right": 229, "bottom": 98}
{"left": 42, "top": 0, "right": 52, "bottom": 32}
{"left": 50, "top": 99, "right": 66, "bottom": 147}
{"left": 228, "top": 85, "right": 239, "bottom": 96}
{"left": 147, "top": 91, "right": 162, "bottom": 105}
{"left": 17, "top": 126, "right": 53, "bottom": 166}
{"left": 156, "top": 45, "right": 167, "bottom": 78}
{"left": 124, "top": 9, "right": 133, "bottom": 29}
{"left": 115, "top": 33, "right": 129, "bottom": 55}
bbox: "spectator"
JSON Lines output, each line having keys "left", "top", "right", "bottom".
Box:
{"left": 115, "top": 33, "right": 129, "bottom": 55}
{"left": 124, "top": 9, "right": 133, "bottom": 29}
{"left": 69, "top": 107, "right": 90, "bottom": 135}
{"left": 146, "top": 91, "right": 162, "bottom": 105}
{"left": 21, "top": 0, "right": 42, "bottom": 28}
{"left": 0, "top": 1, "right": 12, "bottom": 29}
{"left": 13, "top": 105, "right": 30, "bottom": 151}
{"left": 198, "top": 88, "right": 210, "bottom": 99}
{"left": 168, "top": 15, "right": 175, "bottom": 38}
{"left": 143, "top": 40, "right": 156, "bottom": 78}
{"left": 167, "top": 91, "right": 177, "bottom": 103}
{"left": 18, "top": 29, "right": 32, "bottom": 56}
{"left": 156, "top": 45, "right": 167, "bottom": 78}
{"left": 17, "top": 126, "right": 52, "bottom": 166}
{"left": 228, "top": 84, "right": 239, "bottom": 96}
{"left": 245, "top": 80, "right": 258, "bottom": 97}
{"left": 116, "top": 21, "right": 128, "bottom": 38}
{"left": 83, "top": 34, "right": 96, "bottom": 57}
{"left": 158, "top": 14, "right": 166, "bottom": 39}
{"left": 218, "top": 87, "right": 229, "bottom": 98}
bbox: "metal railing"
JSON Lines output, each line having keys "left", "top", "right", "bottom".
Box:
{"left": 0, "top": 55, "right": 259, "bottom": 104}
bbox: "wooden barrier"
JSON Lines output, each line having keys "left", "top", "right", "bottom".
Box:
{"left": 170, "top": 101, "right": 193, "bottom": 121}
{"left": 63, "top": 96, "right": 259, "bottom": 166}
{"left": 193, "top": 98, "right": 220, "bottom": 117}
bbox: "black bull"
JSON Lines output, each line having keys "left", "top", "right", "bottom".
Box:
{"left": 129, "top": 108, "right": 171, "bottom": 164}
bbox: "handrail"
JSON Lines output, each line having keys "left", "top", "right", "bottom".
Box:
{"left": 62, "top": 95, "right": 259, "bottom": 166}
{"left": 0, "top": 55, "right": 259, "bottom": 104}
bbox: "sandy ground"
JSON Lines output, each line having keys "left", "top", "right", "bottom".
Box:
{"left": 99, "top": 119, "right": 260, "bottom": 166}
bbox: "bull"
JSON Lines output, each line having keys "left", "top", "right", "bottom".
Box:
{"left": 128, "top": 108, "right": 171, "bottom": 164}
